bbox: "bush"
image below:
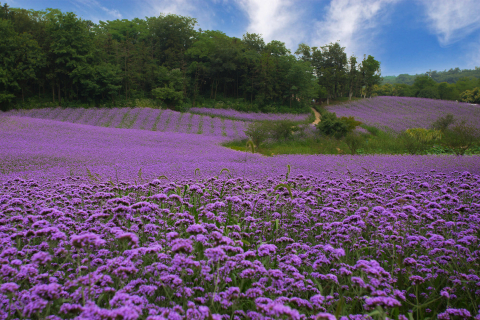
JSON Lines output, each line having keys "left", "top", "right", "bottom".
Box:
{"left": 244, "top": 121, "right": 272, "bottom": 147}
{"left": 441, "top": 121, "right": 479, "bottom": 155}
{"left": 344, "top": 132, "right": 364, "bottom": 154}
{"left": 431, "top": 114, "right": 455, "bottom": 132}
{"left": 405, "top": 128, "right": 442, "bottom": 142}
{"left": 316, "top": 112, "right": 359, "bottom": 138}
{"left": 417, "top": 86, "right": 440, "bottom": 99}
{"left": 398, "top": 132, "right": 427, "bottom": 155}
{"left": 460, "top": 87, "right": 480, "bottom": 103}
{"left": 340, "top": 116, "right": 362, "bottom": 132}
{"left": 270, "top": 119, "right": 298, "bottom": 141}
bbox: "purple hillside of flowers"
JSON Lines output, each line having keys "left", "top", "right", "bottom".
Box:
{"left": 1, "top": 115, "right": 480, "bottom": 183}
{"left": 5, "top": 107, "right": 249, "bottom": 140}
{"left": 190, "top": 107, "right": 310, "bottom": 122}
{"left": 0, "top": 159, "right": 479, "bottom": 318}
{"left": 328, "top": 96, "right": 480, "bottom": 132}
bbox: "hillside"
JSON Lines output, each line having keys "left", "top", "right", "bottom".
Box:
{"left": 382, "top": 67, "right": 480, "bottom": 85}
{"left": 327, "top": 96, "right": 480, "bottom": 132}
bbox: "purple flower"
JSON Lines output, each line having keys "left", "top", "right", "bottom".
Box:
{"left": 438, "top": 308, "right": 471, "bottom": 320}
{"left": 186, "top": 224, "right": 207, "bottom": 234}
{"left": 204, "top": 247, "right": 227, "bottom": 262}
{"left": 171, "top": 238, "right": 193, "bottom": 254}
{"left": 0, "top": 282, "right": 19, "bottom": 294}
{"left": 314, "top": 313, "right": 337, "bottom": 320}
{"left": 257, "top": 244, "right": 277, "bottom": 257}
{"left": 116, "top": 232, "right": 139, "bottom": 247}
{"left": 71, "top": 233, "right": 107, "bottom": 248}
{"left": 365, "top": 296, "right": 401, "bottom": 309}
{"left": 31, "top": 251, "right": 51, "bottom": 265}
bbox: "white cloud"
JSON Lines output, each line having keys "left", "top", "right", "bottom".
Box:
{"left": 419, "top": 0, "right": 480, "bottom": 46}
{"left": 74, "top": 0, "right": 122, "bottom": 19}
{"left": 312, "top": 0, "right": 398, "bottom": 57}
{"left": 235, "top": 0, "right": 304, "bottom": 50}
{"left": 140, "top": 0, "right": 216, "bottom": 30}
{"left": 465, "top": 35, "right": 480, "bottom": 69}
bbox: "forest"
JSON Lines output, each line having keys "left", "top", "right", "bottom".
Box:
{"left": 374, "top": 74, "right": 480, "bottom": 102}
{"left": 377, "top": 67, "right": 480, "bottom": 102}
{"left": 382, "top": 67, "right": 480, "bottom": 85}
{"left": 0, "top": 3, "right": 382, "bottom": 113}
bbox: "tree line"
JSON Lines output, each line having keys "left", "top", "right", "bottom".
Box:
{"left": 382, "top": 67, "right": 480, "bottom": 85}
{"left": 373, "top": 74, "right": 480, "bottom": 102}
{"left": 0, "top": 3, "right": 381, "bottom": 113}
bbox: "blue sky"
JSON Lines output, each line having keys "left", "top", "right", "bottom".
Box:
{"left": 6, "top": 0, "right": 480, "bottom": 76}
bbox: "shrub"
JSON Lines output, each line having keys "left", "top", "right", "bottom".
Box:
{"left": 460, "top": 87, "right": 480, "bottom": 103}
{"left": 270, "top": 119, "right": 298, "bottom": 141}
{"left": 398, "top": 132, "right": 427, "bottom": 155}
{"left": 417, "top": 86, "right": 440, "bottom": 99}
{"left": 441, "top": 121, "right": 479, "bottom": 155}
{"left": 135, "top": 99, "right": 158, "bottom": 109}
{"left": 340, "top": 116, "right": 362, "bottom": 132}
{"left": 244, "top": 121, "right": 272, "bottom": 147}
{"left": 316, "top": 112, "right": 360, "bottom": 139}
{"left": 431, "top": 114, "right": 455, "bottom": 132}
{"left": 405, "top": 128, "right": 442, "bottom": 142}
{"left": 344, "top": 132, "right": 364, "bottom": 155}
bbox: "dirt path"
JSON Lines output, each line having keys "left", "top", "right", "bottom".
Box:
{"left": 311, "top": 107, "right": 321, "bottom": 126}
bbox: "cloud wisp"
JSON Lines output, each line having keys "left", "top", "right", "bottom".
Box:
{"left": 139, "top": 0, "right": 217, "bottom": 30}
{"left": 419, "top": 0, "right": 480, "bottom": 46}
{"left": 311, "top": 0, "right": 398, "bottom": 56}
{"left": 235, "top": 0, "right": 305, "bottom": 51}
{"left": 74, "top": 0, "right": 122, "bottom": 19}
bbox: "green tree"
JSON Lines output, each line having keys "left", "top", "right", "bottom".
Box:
{"left": 45, "top": 10, "right": 95, "bottom": 105}
{"left": 460, "top": 87, "right": 480, "bottom": 103}
{"left": 361, "top": 55, "right": 381, "bottom": 98}
{"left": 437, "top": 82, "right": 459, "bottom": 100}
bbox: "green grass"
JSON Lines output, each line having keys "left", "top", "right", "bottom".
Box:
{"left": 223, "top": 127, "right": 480, "bottom": 156}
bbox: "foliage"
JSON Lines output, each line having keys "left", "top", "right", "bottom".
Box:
{"left": 316, "top": 112, "right": 361, "bottom": 138}
{"left": 269, "top": 119, "right": 298, "bottom": 141}
{"left": 382, "top": 67, "right": 480, "bottom": 85}
{"left": 244, "top": 121, "right": 271, "bottom": 147}
{"left": 405, "top": 128, "right": 442, "bottom": 142}
{"left": 339, "top": 116, "right": 362, "bottom": 132}
{"left": 440, "top": 121, "right": 479, "bottom": 155}
{"left": 344, "top": 132, "right": 364, "bottom": 154}
{"left": 460, "top": 87, "right": 480, "bottom": 103}
{"left": 316, "top": 112, "right": 349, "bottom": 138}
{"left": 431, "top": 113, "right": 456, "bottom": 132}
{"left": 375, "top": 73, "right": 479, "bottom": 102}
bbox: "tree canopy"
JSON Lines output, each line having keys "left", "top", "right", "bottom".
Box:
{"left": 0, "top": 2, "right": 382, "bottom": 112}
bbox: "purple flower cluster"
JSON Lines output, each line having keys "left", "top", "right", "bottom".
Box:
{"left": 328, "top": 96, "right": 480, "bottom": 132}
{"left": 3, "top": 107, "right": 248, "bottom": 140}
{"left": 0, "top": 168, "right": 479, "bottom": 318}
{"left": 189, "top": 107, "right": 310, "bottom": 122}
{"left": 1, "top": 116, "right": 479, "bottom": 183}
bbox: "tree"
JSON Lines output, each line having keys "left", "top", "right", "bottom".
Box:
{"left": 460, "top": 87, "right": 480, "bottom": 103}
{"left": 437, "top": 82, "right": 459, "bottom": 100}
{"left": 412, "top": 75, "right": 437, "bottom": 97}
{"left": 45, "top": 10, "right": 95, "bottom": 105}
{"left": 347, "top": 55, "right": 358, "bottom": 100}
{"left": 361, "top": 55, "right": 381, "bottom": 98}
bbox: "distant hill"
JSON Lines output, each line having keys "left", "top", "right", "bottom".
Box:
{"left": 383, "top": 67, "right": 480, "bottom": 85}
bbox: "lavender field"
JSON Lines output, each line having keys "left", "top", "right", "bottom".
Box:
{"left": 1, "top": 113, "right": 480, "bottom": 319}
{"left": 189, "top": 107, "right": 311, "bottom": 122}
{"left": 4, "top": 107, "right": 249, "bottom": 140}
{"left": 328, "top": 96, "right": 480, "bottom": 133}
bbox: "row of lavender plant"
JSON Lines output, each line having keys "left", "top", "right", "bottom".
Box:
{"left": 1, "top": 115, "right": 480, "bottom": 184}
{"left": 4, "top": 108, "right": 249, "bottom": 140}
{"left": 189, "top": 107, "right": 311, "bottom": 122}
{"left": 0, "top": 167, "right": 479, "bottom": 319}
{"left": 328, "top": 96, "right": 480, "bottom": 133}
